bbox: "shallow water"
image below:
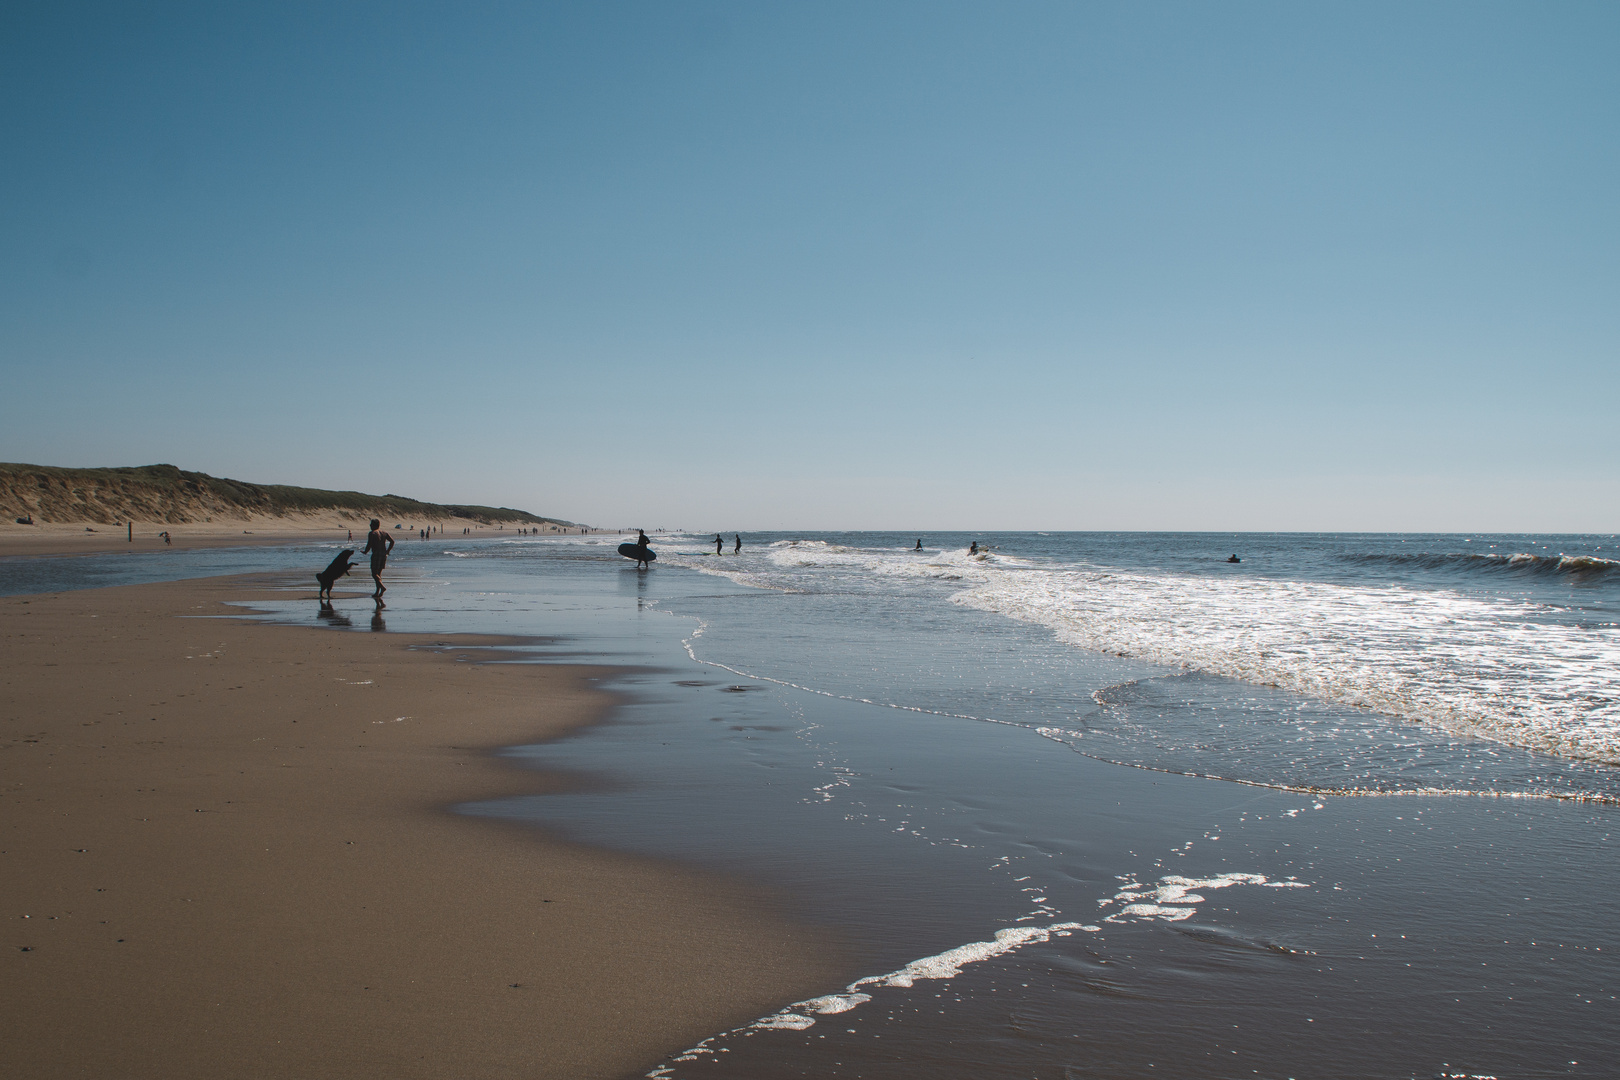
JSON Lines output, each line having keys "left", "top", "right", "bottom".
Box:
{"left": 659, "top": 530, "right": 1620, "bottom": 792}
{"left": 7, "top": 531, "right": 1617, "bottom": 1078}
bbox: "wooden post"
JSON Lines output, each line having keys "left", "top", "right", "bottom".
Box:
{"left": 128, "top": 522, "right": 132, "bottom": 543}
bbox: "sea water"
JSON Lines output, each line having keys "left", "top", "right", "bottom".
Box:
{"left": 6, "top": 531, "right": 1617, "bottom": 1077}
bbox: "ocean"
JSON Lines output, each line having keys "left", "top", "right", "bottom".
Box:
{"left": 6, "top": 530, "right": 1617, "bottom": 1078}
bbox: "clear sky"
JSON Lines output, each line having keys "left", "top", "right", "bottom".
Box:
{"left": 2, "top": 1, "right": 1616, "bottom": 531}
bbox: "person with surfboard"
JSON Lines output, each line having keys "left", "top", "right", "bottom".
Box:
{"left": 618, "top": 530, "right": 656, "bottom": 569}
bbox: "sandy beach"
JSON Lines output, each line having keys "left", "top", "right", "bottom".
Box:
{"left": 0, "top": 511, "right": 576, "bottom": 560}
{"left": 0, "top": 573, "right": 841, "bottom": 1079}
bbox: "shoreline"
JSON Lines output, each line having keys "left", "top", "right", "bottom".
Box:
{"left": 0, "top": 515, "right": 578, "bottom": 560}
{"left": 1, "top": 576, "right": 842, "bottom": 1079}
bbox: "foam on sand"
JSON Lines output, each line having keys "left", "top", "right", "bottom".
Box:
{"left": 648, "top": 920, "right": 1095, "bottom": 1075}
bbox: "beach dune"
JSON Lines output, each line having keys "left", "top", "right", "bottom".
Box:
{"left": 0, "top": 462, "right": 581, "bottom": 558}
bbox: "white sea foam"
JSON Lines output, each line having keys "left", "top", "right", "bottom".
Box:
{"left": 664, "top": 537, "right": 1620, "bottom": 770}
{"left": 849, "top": 923, "right": 1084, "bottom": 989}
{"left": 648, "top": 869, "right": 1295, "bottom": 1076}
{"left": 669, "top": 537, "right": 1017, "bottom": 593}
{"left": 744, "top": 921, "right": 1087, "bottom": 1033}
{"left": 660, "top": 537, "right": 1620, "bottom": 780}
{"left": 647, "top": 920, "right": 1090, "bottom": 1075}
{"left": 953, "top": 566, "right": 1620, "bottom": 764}
{"left": 1101, "top": 872, "right": 1309, "bottom": 924}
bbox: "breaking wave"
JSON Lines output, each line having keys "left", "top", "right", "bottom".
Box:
{"left": 954, "top": 566, "right": 1620, "bottom": 765}
{"left": 669, "top": 535, "right": 1620, "bottom": 769}
{"left": 1341, "top": 550, "right": 1618, "bottom": 582}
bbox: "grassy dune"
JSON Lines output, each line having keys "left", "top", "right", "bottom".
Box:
{"left": 0, "top": 463, "right": 572, "bottom": 527}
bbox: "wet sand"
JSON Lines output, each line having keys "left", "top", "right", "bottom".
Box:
{"left": 0, "top": 577, "right": 840, "bottom": 1079}
{"left": 0, "top": 514, "right": 555, "bottom": 559}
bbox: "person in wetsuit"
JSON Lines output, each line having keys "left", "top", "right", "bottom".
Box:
{"left": 715, "top": 533, "right": 723, "bottom": 554}
{"left": 361, "top": 518, "right": 395, "bottom": 598}
{"left": 734, "top": 534, "right": 742, "bottom": 554}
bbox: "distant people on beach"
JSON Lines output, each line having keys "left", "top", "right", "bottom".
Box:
{"left": 161, "top": 531, "right": 171, "bottom": 545}
{"left": 361, "top": 518, "right": 395, "bottom": 598}
{"left": 715, "top": 533, "right": 723, "bottom": 554}
{"left": 734, "top": 534, "right": 742, "bottom": 554}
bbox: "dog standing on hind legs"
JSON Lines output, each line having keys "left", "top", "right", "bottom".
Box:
{"left": 317, "top": 548, "right": 358, "bottom": 600}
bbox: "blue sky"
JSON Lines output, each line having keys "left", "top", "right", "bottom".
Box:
{"left": 2, "top": 1, "right": 1616, "bottom": 530}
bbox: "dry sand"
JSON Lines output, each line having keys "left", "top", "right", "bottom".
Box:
{"left": 0, "top": 512, "right": 579, "bottom": 559}
{"left": 1, "top": 576, "right": 840, "bottom": 1079}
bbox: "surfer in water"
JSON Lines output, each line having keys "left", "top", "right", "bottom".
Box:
{"left": 915, "top": 539, "right": 922, "bottom": 550}
{"left": 734, "top": 534, "right": 741, "bottom": 554}
{"left": 715, "top": 533, "right": 723, "bottom": 555}
{"left": 1227, "top": 554, "right": 1241, "bottom": 563}
{"left": 361, "top": 518, "right": 394, "bottom": 599}
{"left": 969, "top": 541, "right": 978, "bottom": 555}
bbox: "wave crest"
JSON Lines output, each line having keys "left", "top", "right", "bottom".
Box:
{"left": 1342, "top": 550, "right": 1617, "bottom": 581}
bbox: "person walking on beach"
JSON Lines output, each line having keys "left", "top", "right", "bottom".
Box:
{"left": 361, "top": 518, "right": 394, "bottom": 598}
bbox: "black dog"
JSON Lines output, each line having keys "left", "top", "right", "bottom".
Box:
{"left": 317, "top": 548, "right": 357, "bottom": 600}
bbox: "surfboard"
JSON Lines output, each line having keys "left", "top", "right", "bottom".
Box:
{"left": 619, "top": 542, "right": 656, "bottom": 563}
